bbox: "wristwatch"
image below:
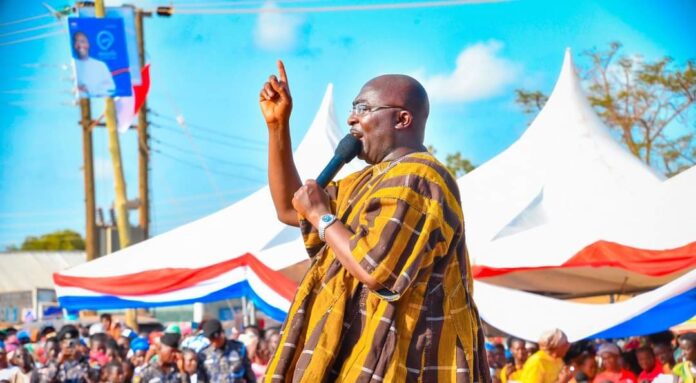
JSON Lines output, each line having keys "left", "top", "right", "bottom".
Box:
{"left": 318, "top": 214, "right": 337, "bottom": 242}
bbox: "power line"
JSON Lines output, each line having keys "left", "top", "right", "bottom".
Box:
{"left": 172, "top": 0, "right": 325, "bottom": 7}
{"left": 0, "top": 29, "right": 64, "bottom": 47}
{"left": 152, "top": 186, "right": 259, "bottom": 206}
{"left": 152, "top": 70, "right": 227, "bottom": 202}
{"left": 0, "top": 21, "right": 62, "bottom": 38}
{"left": 151, "top": 122, "right": 265, "bottom": 152}
{"left": 153, "top": 149, "right": 265, "bottom": 184}
{"left": 168, "top": 0, "right": 505, "bottom": 15}
{"left": 149, "top": 110, "right": 265, "bottom": 147}
{"left": 152, "top": 137, "right": 267, "bottom": 171}
{"left": 0, "top": 13, "right": 52, "bottom": 28}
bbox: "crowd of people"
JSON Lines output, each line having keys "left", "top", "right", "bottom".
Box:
{"left": 0, "top": 314, "right": 280, "bottom": 382}
{"left": 0, "top": 313, "right": 694, "bottom": 383}
{"left": 486, "top": 329, "right": 696, "bottom": 383}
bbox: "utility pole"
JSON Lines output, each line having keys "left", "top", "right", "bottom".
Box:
{"left": 80, "top": 98, "right": 98, "bottom": 261}
{"left": 94, "top": 0, "right": 137, "bottom": 331}
{"left": 135, "top": 9, "right": 150, "bottom": 240}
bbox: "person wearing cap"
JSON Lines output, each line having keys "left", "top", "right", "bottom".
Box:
{"left": 134, "top": 332, "right": 184, "bottom": 383}
{"left": 33, "top": 324, "right": 91, "bottom": 383}
{"left": 520, "top": 329, "right": 573, "bottom": 383}
{"left": 129, "top": 337, "right": 150, "bottom": 376}
{"left": 594, "top": 342, "right": 637, "bottom": 383}
{"left": 200, "top": 319, "right": 255, "bottom": 383}
{"left": 117, "top": 328, "right": 137, "bottom": 359}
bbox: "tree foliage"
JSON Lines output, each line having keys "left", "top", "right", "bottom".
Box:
{"left": 516, "top": 42, "right": 696, "bottom": 176}
{"left": 427, "top": 145, "right": 476, "bottom": 177}
{"left": 19, "top": 229, "right": 85, "bottom": 251}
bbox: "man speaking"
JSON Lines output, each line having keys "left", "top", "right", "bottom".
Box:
{"left": 259, "top": 61, "right": 490, "bottom": 382}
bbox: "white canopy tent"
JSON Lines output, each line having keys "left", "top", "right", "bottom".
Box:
{"left": 460, "top": 49, "right": 696, "bottom": 296}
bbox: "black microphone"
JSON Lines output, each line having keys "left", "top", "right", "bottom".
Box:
{"left": 316, "top": 134, "right": 363, "bottom": 188}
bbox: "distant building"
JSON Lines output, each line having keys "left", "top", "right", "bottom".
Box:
{"left": 0, "top": 251, "right": 85, "bottom": 323}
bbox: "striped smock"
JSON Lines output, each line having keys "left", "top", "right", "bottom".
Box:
{"left": 265, "top": 152, "right": 490, "bottom": 383}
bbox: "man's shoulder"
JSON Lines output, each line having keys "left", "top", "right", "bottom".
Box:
{"left": 383, "top": 152, "right": 462, "bottom": 205}
{"left": 391, "top": 152, "right": 458, "bottom": 187}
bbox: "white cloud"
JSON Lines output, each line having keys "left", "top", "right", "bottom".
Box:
{"left": 254, "top": 2, "right": 305, "bottom": 52}
{"left": 415, "top": 40, "right": 520, "bottom": 103}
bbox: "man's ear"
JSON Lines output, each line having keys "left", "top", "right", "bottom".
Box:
{"left": 395, "top": 110, "right": 413, "bottom": 130}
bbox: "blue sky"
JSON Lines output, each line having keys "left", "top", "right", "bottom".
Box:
{"left": 1, "top": 0, "right": 694, "bottom": 250}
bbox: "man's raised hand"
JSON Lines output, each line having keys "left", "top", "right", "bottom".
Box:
{"left": 259, "top": 60, "right": 293, "bottom": 129}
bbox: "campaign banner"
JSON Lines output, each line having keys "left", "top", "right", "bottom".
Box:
{"left": 77, "top": 6, "right": 142, "bottom": 85}
{"left": 68, "top": 17, "right": 132, "bottom": 98}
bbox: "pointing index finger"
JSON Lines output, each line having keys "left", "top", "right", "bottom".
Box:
{"left": 277, "top": 59, "right": 289, "bottom": 85}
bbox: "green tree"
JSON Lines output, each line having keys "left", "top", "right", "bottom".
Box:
{"left": 20, "top": 229, "right": 85, "bottom": 251}
{"left": 516, "top": 42, "right": 696, "bottom": 176}
{"left": 427, "top": 145, "right": 476, "bottom": 177}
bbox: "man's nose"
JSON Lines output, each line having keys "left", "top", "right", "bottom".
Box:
{"left": 347, "top": 113, "right": 358, "bottom": 126}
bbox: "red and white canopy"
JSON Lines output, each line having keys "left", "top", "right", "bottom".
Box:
{"left": 53, "top": 84, "right": 354, "bottom": 320}
{"left": 461, "top": 50, "right": 696, "bottom": 296}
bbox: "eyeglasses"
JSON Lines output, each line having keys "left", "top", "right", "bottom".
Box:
{"left": 350, "top": 103, "right": 403, "bottom": 116}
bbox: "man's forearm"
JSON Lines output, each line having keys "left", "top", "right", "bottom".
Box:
{"left": 323, "top": 221, "right": 380, "bottom": 290}
{"left": 268, "top": 123, "right": 302, "bottom": 226}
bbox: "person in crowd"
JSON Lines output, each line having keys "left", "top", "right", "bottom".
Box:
{"left": 8, "top": 347, "right": 35, "bottom": 383}
{"left": 636, "top": 346, "right": 663, "bottom": 383}
{"left": 89, "top": 333, "right": 109, "bottom": 368}
{"left": 100, "top": 314, "right": 121, "bottom": 340}
{"left": 652, "top": 343, "right": 677, "bottom": 374}
{"left": 129, "top": 338, "right": 150, "bottom": 376}
{"left": 263, "top": 330, "right": 280, "bottom": 361}
{"left": 485, "top": 343, "right": 502, "bottom": 383}
{"left": 38, "top": 338, "right": 60, "bottom": 368}
{"left": 647, "top": 332, "right": 677, "bottom": 375}
{"left": 594, "top": 342, "right": 637, "bottom": 383}
{"left": 134, "top": 333, "right": 182, "bottom": 383}
{"left": 117, "top": 330, "right": 136, "bottom": 359}
{"left": 101, "top": 360, "right": 125, "bottom": 383}
{"left": 239, "top": 327, "right": 268, "bottom": 380}
{"left": 520, "top": 329, "right": 573, "bottom": 383}
{"left": 179, "top": 348, "right": 207, "bottom": 383}
{"left": 120, "top": 360, "right": 134, "bottom": 383}
{"left": 200, "top": 319, "right": 255, "bottom": 383}
{"left": 502, "top": 337, "right": 529, "bottom": 383}
{"left": 0, "top": 343, "right": 17, "bottom": 382}
{"left": 33, "top": 324, "right": 91, "bottom": 383}
{"left": 104, "top": 339, "right": 122, "bottom": 364}
{"left": 673, "top": 333, "right": 695, "bottom": 383}
{"left": 570, "top": 352, "right": 598, "bottom": 383}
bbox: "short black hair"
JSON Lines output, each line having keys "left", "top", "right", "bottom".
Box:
{"left": 507, "top": 337, "right": 525, "bottom": 349}
{"left": 90, "top": 332, "right": 108, "bottom": 345}
{"left": 100, "top": 313, "right": 112, "bottom": 321}
{"left": 636, "top": 346, "right": 654, "bottom": 356}
{"left": 680, "top": 332, "right": 696, "bottom": 345}
{"left": 72, "top": 30, "right": 87, "bottom": 43}
{"left": 647, "top": 331, "right": 675, "bottom": 346}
